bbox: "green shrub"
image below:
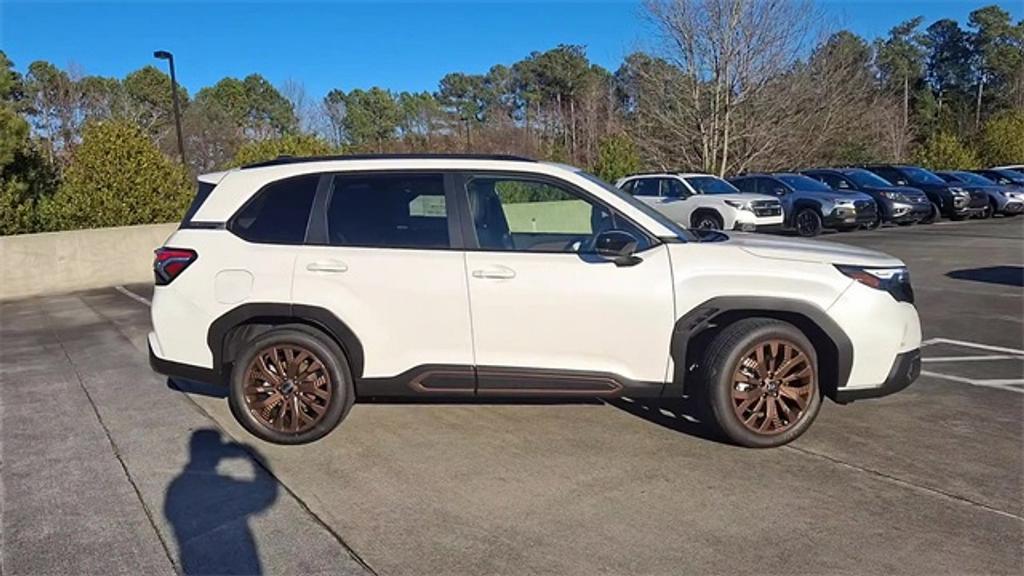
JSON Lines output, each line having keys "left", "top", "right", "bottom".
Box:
{"left": 232, "top": 134, "right": 335, "bottom": 167}
{"left": 913, "top": 132, "right": 980, "bottom": 170}
{"left": 978, "top": 111, "right": 1024, "bottom": 167}
{"left": 39, "top": 120, "right": 191, "bottom": 231}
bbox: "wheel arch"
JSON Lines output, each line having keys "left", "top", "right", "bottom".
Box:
{"left": 690, "top": 207, "right": 725, "bottom": 228}
{"left": 207, "top": 303, "right": 365, "bottom": 382}
{"left": 667, "top": 297, "right": 852, "bottom": 403}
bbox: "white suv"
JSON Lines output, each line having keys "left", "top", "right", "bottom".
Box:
{"left": 615, "top": 172, "right": 783, "bottom": 231}
{"left": 149, "top": 155, "right": 921, "bottom": 448}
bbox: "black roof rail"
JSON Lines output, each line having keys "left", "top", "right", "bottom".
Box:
{"left": 241, "top": 153, "right": 536, "bottom": 169}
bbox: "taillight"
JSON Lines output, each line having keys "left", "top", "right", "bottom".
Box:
{"left": 154, "top": 247, "right": 197, "bottom": 285}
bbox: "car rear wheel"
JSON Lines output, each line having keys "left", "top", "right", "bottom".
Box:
{"left": 691, "top": 211, "right": 724, "bottom": 230}
{"left": 700, "top": 318, "right": 821, "bottom": 448}
{"left": 229, "top": 327, "right": 353, "bottom": 444}
{"left": 794, "top": 208, "right": 823, "bottom": 237}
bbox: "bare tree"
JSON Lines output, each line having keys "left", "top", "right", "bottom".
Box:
{"left": 642, "top": 0, "right": 823, "bottom": 175}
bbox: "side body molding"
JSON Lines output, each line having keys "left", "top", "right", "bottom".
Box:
{"left": 207, "top": 303, "right": 365, "bottom": 381}
{"left": 667, "top": 296, "right": 854, "bottom": 400}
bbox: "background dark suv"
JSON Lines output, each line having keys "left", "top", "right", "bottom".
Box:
{"left": 861, "top": 165, "right": 986, "bottom": 220}
{"left": 728, "top": 173, "right": 877, "bottom": 237}
{"left": 802, "top": 168, "right": 935, "bottom": 226}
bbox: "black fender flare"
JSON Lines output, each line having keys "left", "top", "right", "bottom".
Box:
{"left": 207, "top": 303, "right": 365, "bottom": 381}
{"left": 665, "top": 296, "right": 853, "bottom": 400}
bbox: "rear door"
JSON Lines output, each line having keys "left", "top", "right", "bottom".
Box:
{"left": 292, "top": 172, "right": 475, "bottom": 393}
{"left": 458, "top": 171, "right": 675, "bottom": 395}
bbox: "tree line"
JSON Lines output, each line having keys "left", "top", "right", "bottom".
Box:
{"left": 1, "top": 0, "right": 1022, "bottom": 235}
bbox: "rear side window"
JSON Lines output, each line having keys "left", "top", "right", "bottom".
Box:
{"left": 326, "top": 173, "right": 449, "bottom": 249}
{"left": 231, "top": 174, "right": 319, "bottom": 244}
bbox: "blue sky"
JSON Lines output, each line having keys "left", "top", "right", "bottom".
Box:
{"left": 3, "top": 1, "right": 1021, "bottom": 100}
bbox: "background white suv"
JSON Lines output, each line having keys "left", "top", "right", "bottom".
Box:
{"left": 149, "top": 154, "right": 921, "bottom": 448}
{"left": 615, "top": 172, "right": 783, "bottom": 231}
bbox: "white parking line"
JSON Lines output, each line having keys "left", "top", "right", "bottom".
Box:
{"left": 919, "top": 337, "right": 1024, "bottom": 393}
{"left": 114, "top": 285, "right": 151, "bottom": 307}
{"left": 922, "top": 337, "right": 1024, "bottom": 356}
{"left": 922, "top": 355, "right": 1020, "bottom": 362}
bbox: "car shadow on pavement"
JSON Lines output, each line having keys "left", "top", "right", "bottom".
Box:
{"left": 607, "top": 396, "right": 728, "bottom": 444}
{"left": 167, "top": 377, "right": 227, "bottom": 399}
{"left": 946, "top": 265, "right": 1024, "bottom": 288}
{"left": 164, "top": 429, "right": 277, "bottom": 576}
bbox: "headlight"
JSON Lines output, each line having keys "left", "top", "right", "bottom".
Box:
{"left": 835, "top": 265, "right": 914, "bottom": 304}
{"left": 949, "top": 187, "right": 967, "bottom": 196}
{"left": 723, "top": 200, "right": 750, "bottom": 210}
{"left": 834, "top": 199, "right": 855, "bottom": 207}
{"left": 880, "top": 191, "right": 904, "bottom": 201}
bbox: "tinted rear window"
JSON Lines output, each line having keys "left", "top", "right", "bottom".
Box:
{"left": 230, "top": 174, "right": 319, "bottom": 244}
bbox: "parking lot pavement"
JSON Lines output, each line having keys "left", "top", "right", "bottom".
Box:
{"left": 1, "top": 217, "right": 1021, "bottom": 575}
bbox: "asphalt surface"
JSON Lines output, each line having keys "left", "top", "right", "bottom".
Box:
{"left": 1, "top": 216, "right": 1021, "bottom": 575}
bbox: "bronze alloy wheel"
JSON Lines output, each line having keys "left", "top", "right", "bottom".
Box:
{"left": 243, "top": 345, "right": 332, "bottom": 434}
{"left": 731, "top": 339, "right": 815, "bottom": 435}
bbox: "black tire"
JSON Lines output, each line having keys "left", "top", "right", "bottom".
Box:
{"left": 919, "top": 203, "right": 939, "bottom": 224}
{"left": 861, "top": 212, "right": 882, "bottom": 230}
{"left": 228, "top": 326, "right": 354, "bottom": 444}
{"left": 699, "top": 318, "right": 822, "bottom": 448}
{"left": 794, "top": 208, "right": 823, "bottom": 237}
{"left": 691, "top": 210, "right": 724, "bottom": 230}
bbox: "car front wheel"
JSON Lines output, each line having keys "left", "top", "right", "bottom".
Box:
{"left": 692, "top": 211, "right": 724, "bottom": 230}
{"left": 794, "top": 208, "right": 823, "bottom": 237}
{"left": 700, "top": 318, "right": 822, "bottom": 448}
{"left": 229, "top": 327, "right": 354, "bottom": 444}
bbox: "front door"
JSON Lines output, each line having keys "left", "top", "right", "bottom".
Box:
{"left": 459, "top": 172, "right": 676, "bottom": 396}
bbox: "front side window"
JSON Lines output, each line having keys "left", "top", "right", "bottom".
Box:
{"left": 466, "top": 175, "right": 649, "bottom": 253}
{"left": 663, "top": 179, "right": 690, "bottom": 198}
{"left": 231, "top": 174, "right": 319, "bottom": 244}
{"left": 326, "top": 173, "right": 449, "bottom": 249}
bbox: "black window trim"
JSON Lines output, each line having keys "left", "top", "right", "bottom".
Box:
{"left": 453, "top": 169, "right": 661, "bottom": 255}
{"left": 227, "top": 172, "right": 325, "bottom": 246}
{"left": 316, "top": 170, "right": 464, "bottom": 251}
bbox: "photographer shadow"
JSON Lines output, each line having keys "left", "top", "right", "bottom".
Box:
{"left": 164, "top": 429, "right": 278, "bottom": 575}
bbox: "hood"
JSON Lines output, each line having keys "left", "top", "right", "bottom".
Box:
{"left": 702, "top": 193, "right": 777, "bottom": 203}
{"left": 723, "top": 232, "right": 903, "bottom": 267}
{"left": 805, "top": 190, "right": 873, "bottom": 203}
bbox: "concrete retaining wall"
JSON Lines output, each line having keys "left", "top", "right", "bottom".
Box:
{"left": 0, "top": 223, "right": 177, "bottom": 301}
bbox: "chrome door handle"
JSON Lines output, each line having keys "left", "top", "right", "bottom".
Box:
{"left": 306, "top": 260, "right": 348, "bottom": 273}
{"left": 471, "top": 266, "right": 516, "bottom": 280}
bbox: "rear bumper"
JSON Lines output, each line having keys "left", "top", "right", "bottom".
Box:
{"left": 834, "top": 348, "right": 920, "bottom": 403}
{"left": 149, "top": 333, "right": 221, "bottom": 386}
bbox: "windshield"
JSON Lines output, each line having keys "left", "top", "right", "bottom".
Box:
{"left": 992, "top": 169, "right": 1024, "bottom": 184}
{"left": 777, "top": 174, "right": 833, "bottom": 192}
{"left": 843, "top": 169, "right": 895, "bottom": 188}
{"left": 684, "top": 176, "right": 741, "bottom": 195}
{"left": 953, "top": 171, "right": 994, "bottom": 186}
{"left": 902, "top": 166, "right": 947, "bottom": 185}
{"left": 574, "top": 170, "right": 694, "bottom": 241}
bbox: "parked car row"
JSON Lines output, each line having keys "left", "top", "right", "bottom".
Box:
{"left": 615, "top": 165, "right": 1024, "bottom": 237}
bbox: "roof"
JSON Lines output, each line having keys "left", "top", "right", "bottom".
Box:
{"left": 240, "top": 153, "right": 535, "bottom": 170}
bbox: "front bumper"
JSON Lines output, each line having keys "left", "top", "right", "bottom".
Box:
{"left": 835, "top": 348, "right": 920, "bottom": 403}
{"left": 733, "top": 209, "right": 784, "bottom": 231}
{"left": 824, "top": 206, "right": 876, "bottom": 228}
{"left": 887, "top": 201, "right": 933, "bottom": 223}
{"left": 998, "top": 199, "right": 1024, "bottom": 214}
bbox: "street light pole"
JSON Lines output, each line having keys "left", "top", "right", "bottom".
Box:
{"left": 153, "top": 50, "right": 186, "bottom": 166}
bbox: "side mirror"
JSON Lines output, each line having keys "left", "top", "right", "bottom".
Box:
{"left": 595, "top": 230, "right": 642, "bottom": 267}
